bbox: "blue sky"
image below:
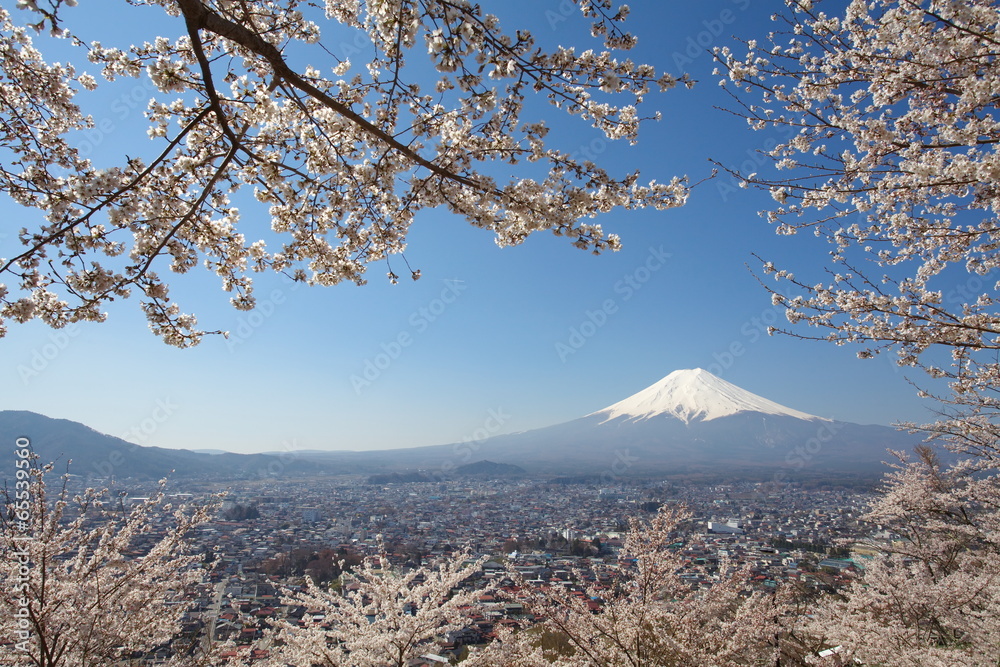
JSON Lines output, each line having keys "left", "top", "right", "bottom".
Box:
{"left": 0, "top": 0, "right": 941, "bottom": 454}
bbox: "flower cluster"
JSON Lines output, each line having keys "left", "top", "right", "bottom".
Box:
{"left": 715, "top": 0, "right": 1000, "bottom": 366}
{"left": 259, "top": 549, "right": 492, "bottom": 666}
{"left": 719, "top": 2, "right": 1000, "bottom": 662}
{"left": 0, "top": 465, "right": 216, "bottom": 666}
{"left": 0, "top": 0, "right": 686, "bottom": 346}
{"left": 471, "top": 507, "right": 799, "bottom": 666}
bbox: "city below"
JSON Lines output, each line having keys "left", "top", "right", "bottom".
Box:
{"left": 114, "top": 471, "right": 880, "bottom": 663}
{"left": 0, "top": 369, "right": 923, "bottom": 663}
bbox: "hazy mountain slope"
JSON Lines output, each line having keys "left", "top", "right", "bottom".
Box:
{"left": 3, "top": 369, "right": 922, "bottom": 481}
{"left": 0, "top": 411, "right": 348, "bottom": 482}
{"left": 298, "top": 369, "right": 921, "bottom": 477}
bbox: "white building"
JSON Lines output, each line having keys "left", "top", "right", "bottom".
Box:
{"left": 707, "top": 520, "right": 743, "bottom": 534}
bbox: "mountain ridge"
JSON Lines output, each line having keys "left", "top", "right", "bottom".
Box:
{"left": 0, "top": 410, "right": 350, "bottom": 483}
{"left": 2, "top": 370, "right": 922, "bottom": 479}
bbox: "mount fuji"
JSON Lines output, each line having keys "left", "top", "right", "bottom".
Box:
{"left": 589, "top": 368, "right": 825, "bottom": 425}
{"left": 332, "top": 368, "right": 921, "bottom": 478}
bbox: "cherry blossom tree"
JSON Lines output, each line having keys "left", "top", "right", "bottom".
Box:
{"left": 804, "top": 447, "right": 1000, "bottom": 666}
{"left": 0, "top": 463, "right": 216, "bottom": 667}
{"left": 471, "top": 507, "right": 805, "bottom": 666}
{"left": 716, "top": 0, "right": 1000, "bottom": 662}
{"left": 261, "top": 548, "right": 491, "bottom": 666}
{"left": 0, "top": 0, "right": 687, "bottom": 346}
{"left": 715, "top": 0, "right": 1000, "bottom": 371}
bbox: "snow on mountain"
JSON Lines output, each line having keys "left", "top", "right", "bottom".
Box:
{"left": 589, "top": 368, "right": 827, "bottom": 424}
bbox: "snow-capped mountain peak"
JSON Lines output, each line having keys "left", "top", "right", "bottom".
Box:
{"left": 589, "top": 368, "right": 826, "bottom": 424}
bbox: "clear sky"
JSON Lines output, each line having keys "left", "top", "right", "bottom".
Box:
{"left": 0, "top": 0, "right": 942, "bottom": 454}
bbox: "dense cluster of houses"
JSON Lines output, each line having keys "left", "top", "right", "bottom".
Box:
{"left": 111, "top": 475, "right": 881, "bottom": 664}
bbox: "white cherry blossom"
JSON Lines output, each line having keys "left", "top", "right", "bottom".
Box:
{"left": 0, "top": 0, "right": 687, "bottom": 346}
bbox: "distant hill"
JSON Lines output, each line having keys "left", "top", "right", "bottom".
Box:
{"left": 0, "top": 411, "right": 348, "bottom": 483}
{"left": 455, "top": 460, "right": 526, "bottom": 477}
